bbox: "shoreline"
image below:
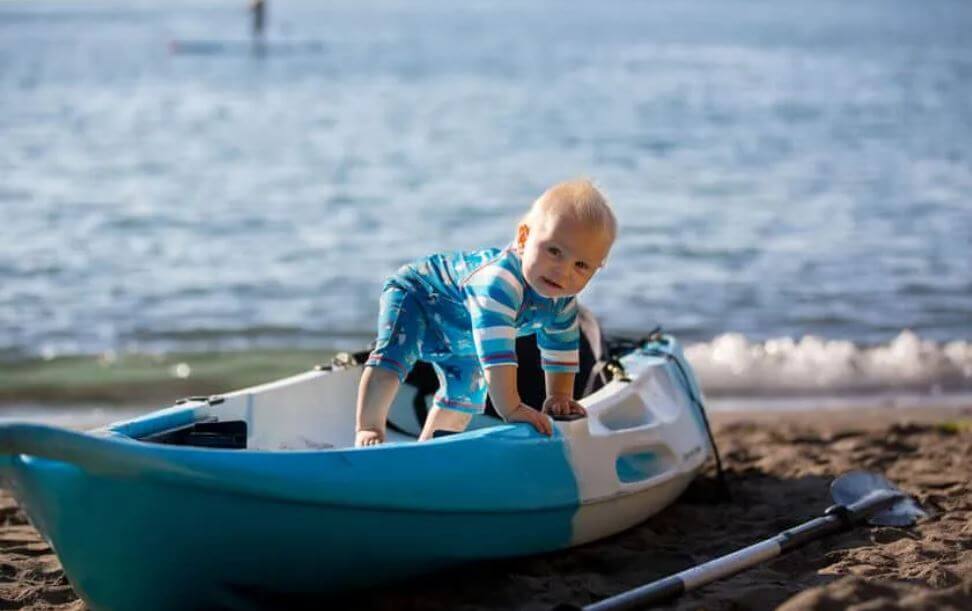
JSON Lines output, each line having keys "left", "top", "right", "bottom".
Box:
{"left": 0, "top": 349, "right": 337, "bottom": 407}
{"left": 3, "top": 330, "right": 970, "bottom": 409}
{"left": 3, "top": 392, "right": 970, "bottom": 432}
{"left": 0, "top": 404, "right": 969, "bottom": 609}
{"left": 709, "top": 402, "right": 972, "bottom": 427}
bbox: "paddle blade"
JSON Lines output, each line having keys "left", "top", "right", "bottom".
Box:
{"left": 831, "top": 471, "right": 927, "bottom": 527}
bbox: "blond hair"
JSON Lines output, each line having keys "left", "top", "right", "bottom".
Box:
{"left": 520, "top": 179, "right": 617, "bottom": 242}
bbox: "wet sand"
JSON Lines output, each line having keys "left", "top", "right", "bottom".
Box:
{"left": 1, "top": 404, "right": 969, "bottom": 610}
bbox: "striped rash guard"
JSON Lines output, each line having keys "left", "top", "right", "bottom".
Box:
{"left": 392, "top": 245, "right": 580, "bottom": 373}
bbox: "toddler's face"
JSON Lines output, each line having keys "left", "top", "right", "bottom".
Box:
{"left": 517, "top": 214, "right": 613, "bottom": 299}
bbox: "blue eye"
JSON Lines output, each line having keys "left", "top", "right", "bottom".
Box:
{"left": 547, "top": 246, "right": 561, "bottom": 257}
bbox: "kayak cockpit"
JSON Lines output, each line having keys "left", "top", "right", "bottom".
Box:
{"left": 105, "top": 366, "right": 512, "bottom": 451}
{"left": 101, "top": 339, "right": 706, "bottom": 472}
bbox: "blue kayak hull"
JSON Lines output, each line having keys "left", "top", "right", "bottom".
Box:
{"left": 2, "top": 426, "right": 581, "bottom": 611}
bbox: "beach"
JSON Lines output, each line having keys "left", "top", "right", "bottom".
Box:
{"left": 1, "top": 403, "right": 968, "bottom": 610}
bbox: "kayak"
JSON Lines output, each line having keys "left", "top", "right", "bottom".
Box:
{"left": 0, "top": 335, "right": 711, "bottom": 611}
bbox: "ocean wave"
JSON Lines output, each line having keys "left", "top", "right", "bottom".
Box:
{"left": 684, "top": 330, "right": 972, "bottom": 397}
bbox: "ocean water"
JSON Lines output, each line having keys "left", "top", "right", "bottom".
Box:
{"left": 1, "top": 0, "right": 971, "bottom": 398}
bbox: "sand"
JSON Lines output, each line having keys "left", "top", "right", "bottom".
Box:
{"left": 0, "top": 404, "right": 969, "bottom": 610}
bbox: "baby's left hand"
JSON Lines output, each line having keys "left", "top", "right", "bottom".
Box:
{"left": 542, "top": 395, "right": 587, "bottom": 419}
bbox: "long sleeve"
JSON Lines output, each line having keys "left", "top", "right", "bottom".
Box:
{"left": 537, "top": 297, "right": 580, "bottom": 373}
{"left": 463, "top": 263, "right": 524, "bottom": 369}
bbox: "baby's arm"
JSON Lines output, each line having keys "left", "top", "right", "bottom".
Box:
{"left": 538, "top": 298, "right": 584, "bottom": 418}
{"left": 463, "top": 261, "right": 551, "bottom": 435}
{"left": 484, "top": 365, "right": 552, "bottom": 436}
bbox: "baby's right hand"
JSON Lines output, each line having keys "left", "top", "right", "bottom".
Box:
{"left": 506, "top": 403, "right": 553, "bottom": 437}
{"left": 355, "top": 429, "right": 385, "bottom": 447}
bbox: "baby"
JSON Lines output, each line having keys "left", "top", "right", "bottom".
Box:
{"left": 355, "top": 179, "right": 617, "bottom": 446}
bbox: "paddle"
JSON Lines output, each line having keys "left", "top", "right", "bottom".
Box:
{"left": 555, "top": 471, "right": 926, "bottom": 611}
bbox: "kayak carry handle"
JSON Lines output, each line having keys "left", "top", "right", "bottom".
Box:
{"left": 0, "top": 423, "right": 175, "bottom": 478}
{"left": 0, "top": 422, "right": 137, "bottom": 470}
{"left": 0, "top": 423, "right": 266, "bottom": 492}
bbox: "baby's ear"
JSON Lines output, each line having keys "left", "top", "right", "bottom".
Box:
{"left": 516, "top": 223, "right": 530, "bottom": 251}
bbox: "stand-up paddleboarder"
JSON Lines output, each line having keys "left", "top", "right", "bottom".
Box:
{"left": 249, "top": 0, "right": 267, "bottom": 55}
{"left": 250, "top": 0, "right": 266, "bottom": 38}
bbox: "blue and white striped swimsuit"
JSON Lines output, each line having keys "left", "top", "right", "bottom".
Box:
{"left": 366, "top": 245, "right": 580, "bottom": 414}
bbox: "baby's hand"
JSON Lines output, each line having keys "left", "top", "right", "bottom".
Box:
{"left": 355, "top": 429, "right": 385, "bottom": 447}
{"left": 542, "top": 395, "right": 587, "bottom": 420}
{"left": 506, "top": 403, "right": 553, "bottom": 437}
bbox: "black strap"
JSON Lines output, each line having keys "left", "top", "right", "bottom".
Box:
{"left": 667, "top": 353, "right": 731, "bottom": 502}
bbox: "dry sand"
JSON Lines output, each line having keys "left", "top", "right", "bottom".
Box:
{"left": 1, "top": 404, "right": 969, "bottom": 610}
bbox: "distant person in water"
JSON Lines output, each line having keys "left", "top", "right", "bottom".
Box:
{"left": 249, "top": 0, "right": 266, "bottom": 39}
{"left": 355, "top": 179, "right": 618, "bottom": 446}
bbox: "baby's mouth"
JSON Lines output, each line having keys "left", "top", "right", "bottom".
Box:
{"left": 541, "top": 276, "right": 563, "bottom": 290}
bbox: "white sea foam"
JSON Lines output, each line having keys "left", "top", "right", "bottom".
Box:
{"left": 685, "top": 330, "right": 972, "bottom": 397}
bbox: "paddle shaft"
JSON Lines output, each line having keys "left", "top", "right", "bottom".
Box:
{"left": 570, "top": 489, "right": 904, "bottom": 611}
